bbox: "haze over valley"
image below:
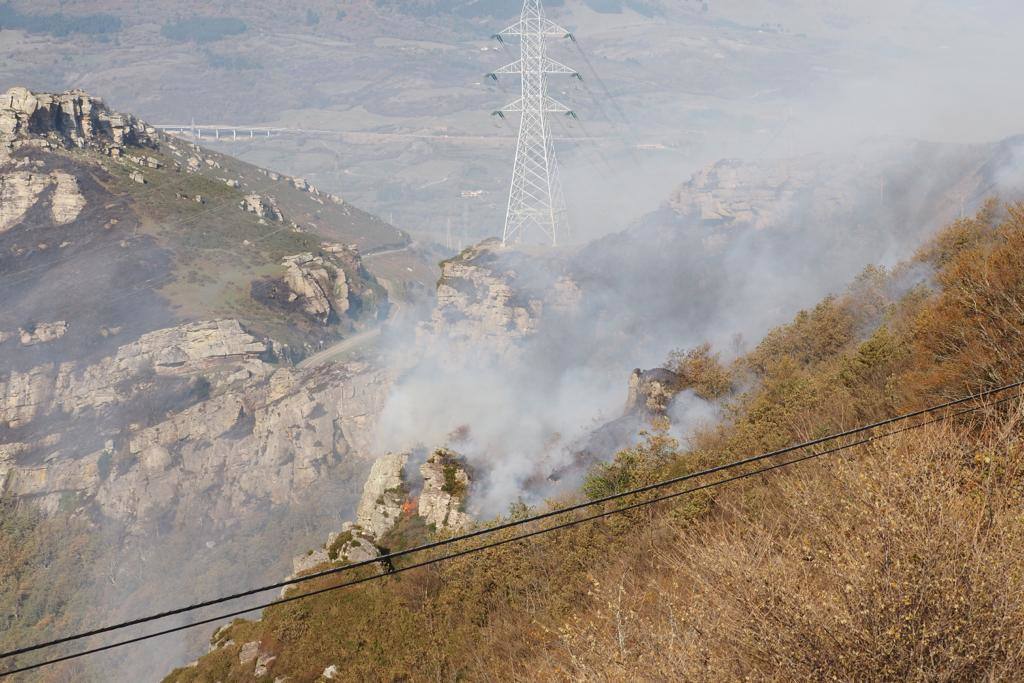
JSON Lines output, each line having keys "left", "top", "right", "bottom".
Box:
{"left": 2, "top": 2, "right": 1024, "bottom": 681}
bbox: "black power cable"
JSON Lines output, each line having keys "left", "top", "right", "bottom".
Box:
{"left": 3, "top": 379, "right": 1021, "bottom": 663}
{"left": 4, "top": 388, "right": 1019, "bottom": 678}
{"left": 1, "top": 383, "right": 1020, "bottom": 677}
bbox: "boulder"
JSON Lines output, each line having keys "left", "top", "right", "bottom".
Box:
{"left": 18, "top": 321, "right": 68, "bottom": 346}
{"left": 241, "top": 194, "right": 283, "bottom": 221}
{"left": 49, "top": 171, "right": 86, "bottom": 224}
{"left": 281, "top": 253, "right": 352, "bottom": 323}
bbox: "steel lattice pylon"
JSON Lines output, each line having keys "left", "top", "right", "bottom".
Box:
{"left": 489, "top": 0, "right": 578, "bottom": 247}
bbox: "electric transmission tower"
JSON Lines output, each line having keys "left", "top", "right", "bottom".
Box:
{"left": 489, "top": 0, "right": 580, "bottom": 247}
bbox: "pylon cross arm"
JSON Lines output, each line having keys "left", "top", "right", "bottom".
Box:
{"left": 500, "top": 97, "right": 525, "bottom": 112}
{"left": 494, "top": 59, "right": 523, "bottom": 74}
{"left": 498, "top": 96, "right": 569, "bottom": 114}
{"left": 497, "top": 21, "right": 524, "bottom": 37}
{"left": 540, "top": 18, "right": 571, "bottom": 36}
{"left": 498, "top": 17, "right": 568, "bottom": 37}
{"left": 544, "top": 96, "right": 571, "bottom": 113}
{"left": 543, "top": 57, "right": 576, "bottom": 74}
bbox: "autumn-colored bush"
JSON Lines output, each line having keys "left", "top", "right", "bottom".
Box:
{"left": 542, "top": 415, "right": 1024, "bottom": 681}
{"left": 665, "top": 343, "right": 732, "bottom": 400}
{"left": 900, "top": 204, "right": 1024, "bottom": 405}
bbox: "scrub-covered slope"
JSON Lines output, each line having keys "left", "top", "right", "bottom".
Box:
{"left": 167, "top": 203, "right": 1024, "bottom": 681}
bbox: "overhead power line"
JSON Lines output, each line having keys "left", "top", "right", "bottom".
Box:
{"left": 2, "top": 381, "right": 1021, "bottom": 677}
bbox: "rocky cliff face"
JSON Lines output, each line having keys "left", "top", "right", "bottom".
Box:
{"left": 354, "top": 451, "right": 409, "bottom": 539}
{"left": 0, "top": 86, "right": 438, "bottom": 682}
{"left": 667, "top": 156, "right": 857, "bottom": 232}
{"left": 421, "top": 238, "right": 580, "bottom": 358}
{"left": 0, "top": 319, "right": 394, "bottom": 529}
{"left": 418, "top": 449, "right": 471, "bottom": 532}
{"left": 0, "top": 86, "right": 155, "bottom": 158}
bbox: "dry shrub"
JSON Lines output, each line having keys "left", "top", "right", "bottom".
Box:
{"left": 667, "top": 344, "right": 732, "bottom": 400}
{"left": 902, "top": 203, "right": 1024, "bottom": 404}
{"left": 541, "top": 412, "right": 1024, "bottom": 682}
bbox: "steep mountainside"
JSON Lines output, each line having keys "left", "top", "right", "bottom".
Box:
{"left": 166, "top": 201, "right": 1024, "bottom": 682}
{"left": 0, "top": 88, "right": 428, "bottom": 681}
{"left": 0, "top": 87, "right": 411, "bottom": 369}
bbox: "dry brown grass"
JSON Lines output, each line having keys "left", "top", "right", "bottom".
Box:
{"left": 526, "top": 411, "right": 1024, "bottom": 682}
{"left": 168, "top": 204, "right": 1024, "bottom": 683}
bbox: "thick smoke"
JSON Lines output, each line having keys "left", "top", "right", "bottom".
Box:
{"left": 371, "top": 0, "right": 1024, "bottom": 516}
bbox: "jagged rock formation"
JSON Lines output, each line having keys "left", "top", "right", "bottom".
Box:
{"left": 625, "top": 368, "right": 681, "bottom": 416}
{"left": 285, "top": 448, "right": 473, "bottom": 587}
{"left": 290, "top": 522, "right": 379, "bottom": 578}
{"left": 0, "top": 86, "right": 154, "bottom": 158}
{"left": 418, "top": 449, "right": 471, "bottom": 532}
{"left": 282, "top": 253, "right": 351, "bottom": 322}
{"left": 0, "top": 319, "right": 394, "bottom": 528}
{"left": 240, "top": 193, "right": 284, "bottom": 221}
{"left": 421, "top": 238, "right": 580, "bottom": 357}
{"left": 355, "top": 452, "right": 408, "bottom": 539}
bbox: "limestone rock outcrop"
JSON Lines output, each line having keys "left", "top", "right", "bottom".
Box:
{"left": 0, "top": 320, "right": 395, "bottom": 528}
{"left": 18, "top": 320, "right": 68, "bottom": 346}
{"left": 274, "top": 243, "right": 384, "bottom": 326}
{"left": 241, "top": 194, "right": 283, "bottom": 221}
{"left": 421, "top": 239, "right": 580, "bottom": 357}
{"left": 291, "top": 522, "right": 379, "bottom": 577}
{"left": 49, "top": 171, "right": 86, "bottom": 223}
{"left": 0, "top": 319, "right": 266, "bottom": 429}
{"left": 418, "top": 449, "right": 471, "bottom": 532}
{"left": 0, "top": 168, "right": 87, "bottom": 232}
{"left": 355, "top": 452, "right": 408, "bottom": 539}
{"left": 0, "top": 87, "right": 154, "bottom": 157}
{"left": 625, "top": 368, "right": 681, "bottom": 416}
{"left": 282, "top": 253, "right": 350, "bottom": 322}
